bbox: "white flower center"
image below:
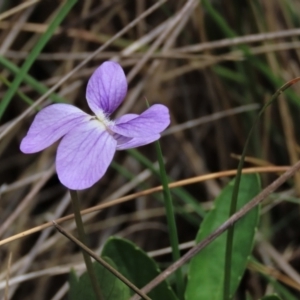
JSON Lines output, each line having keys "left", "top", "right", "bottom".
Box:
{"left": 94, "top": 110, "right": 114, "bottom": 130}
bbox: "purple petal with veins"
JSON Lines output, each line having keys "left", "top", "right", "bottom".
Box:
{"left": 114, "top": 113, "right": 161, "bottom": 149}
{"left": 115, "top": 113, "right": 138, "bottom": 124}
{"left": 110, "top": 104, "right": 170, "bottom": 138}
{"left": 116, "top": 134, "right": 161, "bottom": 150}
{"left": 20, "top": 104, "right": 89, "bottom": 153}
{"left": 86, "top": 61, "right": 127, "bottom": 115}
{"left": 20, "top": 61, "right": 170, "bottom": 190}
{"left": 56, "top": 120, "right": 117, "bottom": 190}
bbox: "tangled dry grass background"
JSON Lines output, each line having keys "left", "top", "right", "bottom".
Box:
{"left": 2, "top": 0, "right": 300, "bottom": 299}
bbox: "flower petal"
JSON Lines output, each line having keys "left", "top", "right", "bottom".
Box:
{"left": 20, "top": 104, "right": 89, "bottom": 153}
{"left": 116, "top": 134, "right": 160, "bottom": 150}
{"left": 86, "top": 61, "right": 127, "bottom": 115}
{"left": 112, "top": 133, "right": 132, "bottom": 146}
{"left": 110, "top": 104, "right": 170, "bottom": 138}
{"left": 115, "top": 113, "right": 138, "bottom": 124}
{"left": 114, "top": 113, "right": 160, "bottom": 150}
{"left": 56, "top": 120, "right": 117, "bottom": 190}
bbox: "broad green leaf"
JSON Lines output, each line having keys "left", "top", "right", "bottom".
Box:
{"left": 68, "top": 257, "right": 130, "bottom": 300}
{"left": 260, "top": 295, "right": 282, "bottom": 300}
{"left": 185, "top": 174, "right": 260, "bottom": 300}
{"left": 102, "top": 237, "right": 178, "bottom": 300}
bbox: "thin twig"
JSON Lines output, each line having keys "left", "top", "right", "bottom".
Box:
{"left": 162, "top": 104, "right": 259, "bottom": 135}
{"left": 0, "top": 166, "right": 292, "bottom": 247}
{"left": 177, "top": 28, "right": 300, "bottom": 53}
{"left": 52, "top": 221, "right": 151, "bottom": 300}
{"left": 0, "top": 0, "right": 39, "bottom": 22}
{"left": 126, "top": 0, "right": 198, "bottom": 83}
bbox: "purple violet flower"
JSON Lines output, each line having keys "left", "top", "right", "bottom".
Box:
{"left": 20, "top": 61, "right": 170, "bottom": 190}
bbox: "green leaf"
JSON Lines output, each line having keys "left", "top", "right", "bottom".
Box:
{"left": 185, "top": 174, "right": 261, "bottom": 300}
{"left": 0, "top": 56, "right": 65, "bottom": 104}
{"left": 154, "top": 140, "right": 184, "bottom": 298}
{"left": 260, "top": 295, "right": 282, "bottom": 300}
{"left": 68, "top": 257, "right": 130, "bottom": 300}
{"left": 101, "top": 237, "right": 178, "bottom": 300}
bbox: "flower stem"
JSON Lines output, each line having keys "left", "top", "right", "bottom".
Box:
{"left": 154, "top": 141, "right": 184, "bottom": 299}
{"left": 69, "top": 190, "right": 103, "bottom": 300}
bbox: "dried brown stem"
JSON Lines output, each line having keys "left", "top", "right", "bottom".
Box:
{"left": 0, "top": 166, "right": 291, "bottom": 248}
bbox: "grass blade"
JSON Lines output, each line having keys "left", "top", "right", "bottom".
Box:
{"left": 0, "top": 0, "right": 77, "bottom": 120}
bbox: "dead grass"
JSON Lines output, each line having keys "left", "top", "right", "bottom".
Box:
{"left": 1, "top": 0, "right": 300, "bottom": 299}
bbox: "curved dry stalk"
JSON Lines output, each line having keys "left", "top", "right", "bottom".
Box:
{"left": 0, "top": 165, "right": 291, "bottom": 247}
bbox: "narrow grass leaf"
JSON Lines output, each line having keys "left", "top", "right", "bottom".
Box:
{"left": 154, "top": 140, "right": 184, "bottom": 298}
{"left": 0, "top": 56, "right": 64, "bottom": 104}
{"left": 0, "top": 0, "right": 76, "bottom": 119}
{"left": 0, "top": 75, "right": 34, "bottom": 107}
{"left": 102, "top": 237, "right": 178, "bottom": 300}
{"left": 185, "top": 174, "right": 260, "bottom": 300}
{"left": 203, "top": 0, "right": 300, "bottom": 109}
